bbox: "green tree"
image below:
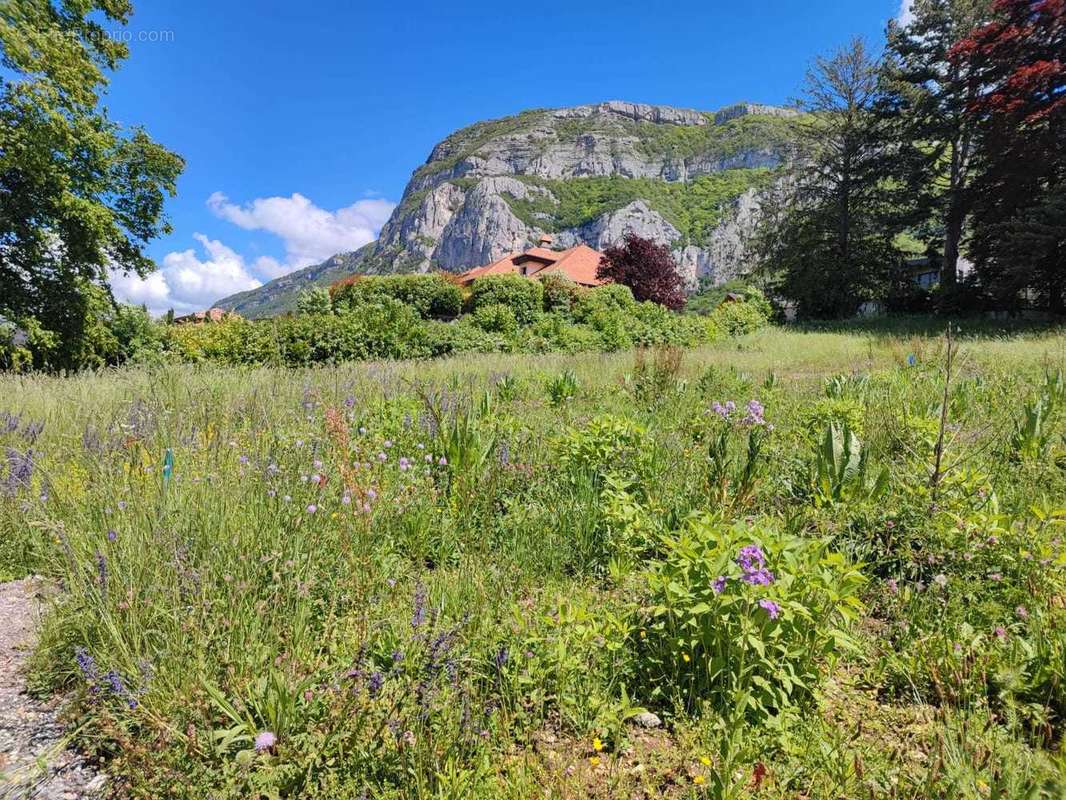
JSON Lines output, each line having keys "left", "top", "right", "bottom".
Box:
{"left": 756, "top": 39, "right": 899, "bottom": 318}
{"left": 0, "top": 0, "right": 184, "bottom": 369}
{"left": 878, "top": 0, "right": 992, "bottom": 292}
{"left": 950, "top": 0, "right": 1066, "bottom": 312}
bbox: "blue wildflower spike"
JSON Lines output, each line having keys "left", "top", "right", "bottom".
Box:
{"left": 162, "top": 448, "right": 174, "bottom": 485}
{"left": 907, "top": 354, "right": 917, "bottom": 367}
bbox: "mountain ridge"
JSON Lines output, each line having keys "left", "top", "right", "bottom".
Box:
{"left": 216, "top": 100, "right": 801, "bottom": 318}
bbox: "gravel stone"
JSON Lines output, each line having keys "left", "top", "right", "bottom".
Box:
{"left": 0, "top": 578, "right": 106, "bottom": 799}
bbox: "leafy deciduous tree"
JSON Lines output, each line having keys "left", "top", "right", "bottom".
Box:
{"left": 0, "top": 0, "right": 184, "bottom": 367}
{"left": 950, "top": 0, "right": 1066, "bottom": 311}
{"left": 597, "top": 233, "right": 686, "bottom": 310}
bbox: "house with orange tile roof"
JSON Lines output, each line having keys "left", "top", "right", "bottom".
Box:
{"left": 458, "top": 236, "right": 609, "bottom": 288}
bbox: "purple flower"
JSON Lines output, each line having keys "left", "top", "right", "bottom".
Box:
{"left": 254, "top": 730, "right": 277, "bottom": 753}
{"left": 886, "top": 578, "right": 899, "bottom": 594}
{"left": 741, "top": 567, "right": 775, "bottom": 586}
{"left": 742, "top": 399, "right": 766, "bottom": 426}
{"left": 759, "top": 599, "right": 780, "bottom": 620}
{"left": 712, "top": 576, "right": 728, "bottom": 594}
{"left": 306, "top": 504, "right": 317, "bottom": 514}
{"left": 438, "top": 456, "right": 448, "bottom": 466}
{"left": 1016, "top": 605, "right": 1029, "bottom": 620}
{"left": 75, "top": 647, "right": 98, "bottom": 690}
{"left": 412, "top": 584, "right": 428, "bottom": 629}
{"left": 493, "top": 647, "right": 509, "bottom": 670}
{"left": 736, "top": 545, "right": 766, "bottom": 572}
{"left": 107, "top": 529, "right": 118, "bottom": 542}
{"left": 239, "top": 455, "right": 249, "bottom": 465}
{"left": 711, "top": 400, "right": 736, "bottom": 420}
{"left": 994, "top": 626, "right": 1007, "bottom": 640}
{"left": 368, "top": 671, "right": 384, "bottom": 697}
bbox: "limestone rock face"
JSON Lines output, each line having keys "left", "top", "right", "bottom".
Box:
{"left": 217, "top": 101, "right": 799, "bottom": 317}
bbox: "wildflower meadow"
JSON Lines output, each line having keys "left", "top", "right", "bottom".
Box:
{"left": 1, "top": 323, "right": 1065, "bottom": 799}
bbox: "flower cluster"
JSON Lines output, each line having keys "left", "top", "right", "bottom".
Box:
{"left": 710, "top": 399, "right": 769, "bottom": 428}
{"left": 736, "top": 544, "right": 775, "bottom": 586}
{"left": 712, "top": 545, "right": 780, "bottom": 621}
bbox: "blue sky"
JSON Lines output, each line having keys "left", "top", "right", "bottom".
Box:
{"left": 107, "top": 0, "right": 912, "bottom": 312}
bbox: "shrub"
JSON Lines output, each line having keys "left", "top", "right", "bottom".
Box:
{"left": 572, "top": 284, "right": 638, "bottom": 323}
{"left": 639, "top": 516, "right": 866, "bottom": 720}
{"left": 469, "top": 275, "right": 543, "bottom": 324}
{"left": 331, "top": 274, "right": 462, "bottom": 319}
{"left": 472, "top": 303, "right": 518, "bottom": 335}
{"left": 707, "top": 298, "right": 769, "bottom": 336}
{"left": 296, "top": 286, "right": 333, "bottom": 316}
{"left": 539, "top": 274, "right": 582, "bottom": 315}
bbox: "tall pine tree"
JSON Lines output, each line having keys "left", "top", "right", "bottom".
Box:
{"left": 755, "top": 39, "right": 898, "bottom": 318}
{"left": 879, "top": 0, "right": 992, "bottom": 292}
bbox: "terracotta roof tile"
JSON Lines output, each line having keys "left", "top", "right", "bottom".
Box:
{"left": 459, "top": 244, "right": 609, "bottom": 288}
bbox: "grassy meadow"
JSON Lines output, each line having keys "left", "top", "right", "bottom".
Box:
{"left": 2, "top": 323, "right": 1065, "bottom": 799}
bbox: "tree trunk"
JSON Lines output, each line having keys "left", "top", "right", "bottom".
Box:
{"left": 942, "top": 202, "right": 964, "bottom": 290}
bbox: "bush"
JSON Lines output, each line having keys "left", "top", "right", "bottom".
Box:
{"left": 331, "top": 274, "right": 462, "bottom": 320}
{"left": 472, "top": 303, "right": 518, "bottom": 335}
{"left": 707, "top": 298, "right": 769, "bottom": 336}
{"left": 639, "top": 516, "right": 866, "bottom": 720}
{"left": 539, "top": 274, "right": 582, "bottom": 316}
{"left": 572, "top": 284, "right": 637, "bottom": 323}
{"left": 296, "top": 286, "right": 333, "bottom": 316}
{"left": 470, "top": 275, "right": 543, "bottom": 324}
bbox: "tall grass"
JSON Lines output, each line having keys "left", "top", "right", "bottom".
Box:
{"left": 1, "top": 326, "right": 1064, "bottom": 798}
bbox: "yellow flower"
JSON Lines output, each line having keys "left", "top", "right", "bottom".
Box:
{"left": 694, "top": 775, "right": 706, "bottom": 785}
{"left": 699, "top": 756, "right": 711, "bottom": 766}
{"left": 682, "top": 653, "right": 691, "bottom": 663}
{"left": 592, "top": 737, "right": 603, "bottom": 752}
{"left": 588, "top": 756, "right": 601, "bottom": 767}
{"left": 639, "top": 630, "right": 646, "bottom": 639}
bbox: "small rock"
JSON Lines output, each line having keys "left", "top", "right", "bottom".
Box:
{"left": 632, "top": 711, "right": 662, "bottom": 729}
{"left": 85, "top": 773, "right": 110, "bottom": 793}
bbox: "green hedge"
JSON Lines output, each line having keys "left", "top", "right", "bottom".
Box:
{"left": 469, "top": 275, "right": 544, "bottom": 323}
{"left": 331, "top": 274, "right": 462, "bottom": 319}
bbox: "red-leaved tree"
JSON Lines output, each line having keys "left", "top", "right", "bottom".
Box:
{"left": 950, "top": 0, "right": 1066, "bottom": 310}
{"left": 597, "top": 234, "right": 686, "bottom": 310}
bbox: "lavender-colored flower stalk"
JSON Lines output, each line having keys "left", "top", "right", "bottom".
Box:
{"left": 712, "top": 576, "right": 728, "bottom": 594}
{"left": 411, "top": 583, "right": 428, "bottom": 629}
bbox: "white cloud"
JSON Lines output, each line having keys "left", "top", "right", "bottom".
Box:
{"left": 111, "top": 234, "right": 261, "bottom": 316}
{"left": 112, "top": 191, "right": 396, "bottom": 315}
{"left": 207, "top": 192, "right": 395, "bottom": 271}
{"left": 898, "top": 0, "right": 915, "bottom": 25}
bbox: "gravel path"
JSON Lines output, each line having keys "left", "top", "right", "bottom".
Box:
{"left": 0, "top": 578, "right": 108, "bottom": 799}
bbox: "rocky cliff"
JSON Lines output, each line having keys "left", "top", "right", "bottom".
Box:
{"left": 217, "top": 101, "right": 800, "bottom": 318}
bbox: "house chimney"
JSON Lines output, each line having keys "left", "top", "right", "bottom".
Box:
{"left": 538, "top": 234, "right": 554, "bottom": 249}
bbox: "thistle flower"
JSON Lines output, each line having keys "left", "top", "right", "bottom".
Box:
{"left": 1016, "top": 605, "right": 1029, "bottom": 620}
{"left": 254, "top": 730, "right": 277, "bottom": 753}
